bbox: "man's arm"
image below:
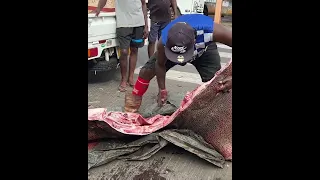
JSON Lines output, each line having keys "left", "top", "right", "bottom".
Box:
{"left": 170, "top": 0, "right": 178, "bottom": 18}
{"left": 155, "top": 38, "right": 167, "bottom": 90}
{"left": 141, "top": 0, "right": 148, "bottom": 30}
{"left": 97, "top": 0, "right": 107, "bottom": 11}
{"left": 212, "top": 23, "right": 232, "bottom": 47}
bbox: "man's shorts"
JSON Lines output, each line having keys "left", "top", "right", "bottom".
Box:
{"left": 116, "top": 26, "right": 145, "bottom": 49}
{"left": 142, "top": 42, "right": 221, "bottom": 82}
{"left": 148, "top": 21, "right": 170, "bottom": 43}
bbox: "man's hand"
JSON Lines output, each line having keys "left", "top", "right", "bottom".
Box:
{"left": 217, "top": 76, "right": 232, "bottom": 93}
{"left": 92, "top": 8, "right": 101, "bottom": 17}
{"left": 157, "top": 89, "right": 168, "bottom": 106}
{"left": 173, "top": 14, "right": 178, "bottom": 19}
{"left": 143, "top": 26, "right": 149, "bottom": 39}
{"left": 170, "top": 0, "right": 178, "bottom": 19}
{"left": 141, "top": 0, "right": 149, "bottom": 39}
{"left": 94, "top": 0, "right": 108, "bottom": 17}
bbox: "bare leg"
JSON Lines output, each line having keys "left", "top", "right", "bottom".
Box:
{"left": 124, "top": 52, "right": 173, "bottom": 112}
{"left": 119, "top": 48, "right": 129, "bottom": 91}
{"left": 138, "top": 67, "right": 156, "bottom": 81}
{"left": 128, "top": 47, "right": 138, "bottom": 86}
{"left": 124, "top": 66, "right": 156, "bottom": 113}
{"left": 147, "top": 42, "right": 156, "bottom": 59}
{"left": 137, "top": 51, "right": 172, "bottom": 82}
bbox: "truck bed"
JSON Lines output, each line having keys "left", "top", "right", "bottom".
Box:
{"left": 88, "top": 145, "right": 232, "bottom": 180}
{"left": 88, "top": 13, "right": 117, "bottom": 43}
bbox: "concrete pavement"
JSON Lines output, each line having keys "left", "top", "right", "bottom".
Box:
{"left": 88, "top": 44, "right": 232, "bottom": 180}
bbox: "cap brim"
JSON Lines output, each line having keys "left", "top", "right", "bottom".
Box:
{"left": 165, "top": 47, "right": 194, "bottom": 64}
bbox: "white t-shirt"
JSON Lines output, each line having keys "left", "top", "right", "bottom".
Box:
{"left": 115, "top": 0, "right": 145, "bottom": 28}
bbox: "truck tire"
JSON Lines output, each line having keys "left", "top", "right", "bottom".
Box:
{"left": 88, "top": 57, "right": 118, "bottom": 72}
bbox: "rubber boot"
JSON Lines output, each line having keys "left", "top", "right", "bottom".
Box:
{"left": 124, "top": 92, "right": 142, "bottom": 113}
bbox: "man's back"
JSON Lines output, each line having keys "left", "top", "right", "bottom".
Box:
{"left": 116, "top": 0, "right": 145, "bottom": 28}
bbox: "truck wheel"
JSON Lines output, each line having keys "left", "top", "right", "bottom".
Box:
{"left": 88, "top": 57, "right": 119, "bottom": 72}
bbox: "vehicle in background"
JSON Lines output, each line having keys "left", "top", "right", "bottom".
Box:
{"left": 173, "top": 0, "right": 204, "bottom": 15}
{"left": 88, "top": 0, "right": 120, "bottom": 73}
{"left": 203, "top": 0, "right": 232, "bottom": 17}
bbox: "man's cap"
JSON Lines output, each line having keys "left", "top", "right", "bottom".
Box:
{"left": 165, "top": 22, "right": 195, "bottom": 64}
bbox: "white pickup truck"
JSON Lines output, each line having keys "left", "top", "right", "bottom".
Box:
{"left": 88, "top": 0, "right": 206, "bottom": 73}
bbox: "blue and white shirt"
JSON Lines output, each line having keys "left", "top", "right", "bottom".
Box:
{"left": 161, "top": 14, "right": 215, "bottom": 61}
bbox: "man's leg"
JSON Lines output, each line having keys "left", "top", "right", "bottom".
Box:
{"left": 139, "top": 22, "right": 171, "bottom": 81}
{"left": 124, "top": 52, "right": 176, "bottom": 112}
{"left": 128, "top": 26, "right": 145, "bottom": 86}
{"left": 139, "top": 52, "right": 176, "bottom": 81}
{"left": 158, "top": 21, "right": 170, "bottom": 39}
{"left": 147, "top": 21, "right": 160, "bottom": 58}
{"left": 192, "top": 43, "right": 221, "bottom": 82}
{"left": 128, "top": 46, "right": 138, "bottom": 86}
{"left": 132, "top": 51, "right": 176, "bottom": 96}
{"left": 146, "top": 20, "right": 169, "bottom": 59}
{"left": 116, "top": 27, "right": 133, "bottom": 91}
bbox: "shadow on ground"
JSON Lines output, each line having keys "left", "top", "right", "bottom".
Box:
{"left": 88, "top": 69, "right": 120, "bottom": 84}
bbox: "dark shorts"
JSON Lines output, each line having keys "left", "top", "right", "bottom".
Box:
{"left": 148, "top": 21, "right": 170, "bottom": 43}
{"left": 116, "top": 26, "right": 145, "bottom": 49}
{"left": 142, "top": 43, "right": 221, "bottom": 82}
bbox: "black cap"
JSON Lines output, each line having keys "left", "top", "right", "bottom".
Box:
{"left": 165, "top": 22, "right": 195, "bottom": 64}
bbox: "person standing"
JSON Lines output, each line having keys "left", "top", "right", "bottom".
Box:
{"left": 147, "top": 0, "right": 178, "bottom": 58}
{"left": 94, "top": 0, "right": 149, "bottom": 92}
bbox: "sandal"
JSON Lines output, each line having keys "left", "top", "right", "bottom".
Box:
{"left": 127, "top": 82, "right": 135, "bottom": 87}
{"left": 118, "top": 85, "right": 127, "bottom": 92}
